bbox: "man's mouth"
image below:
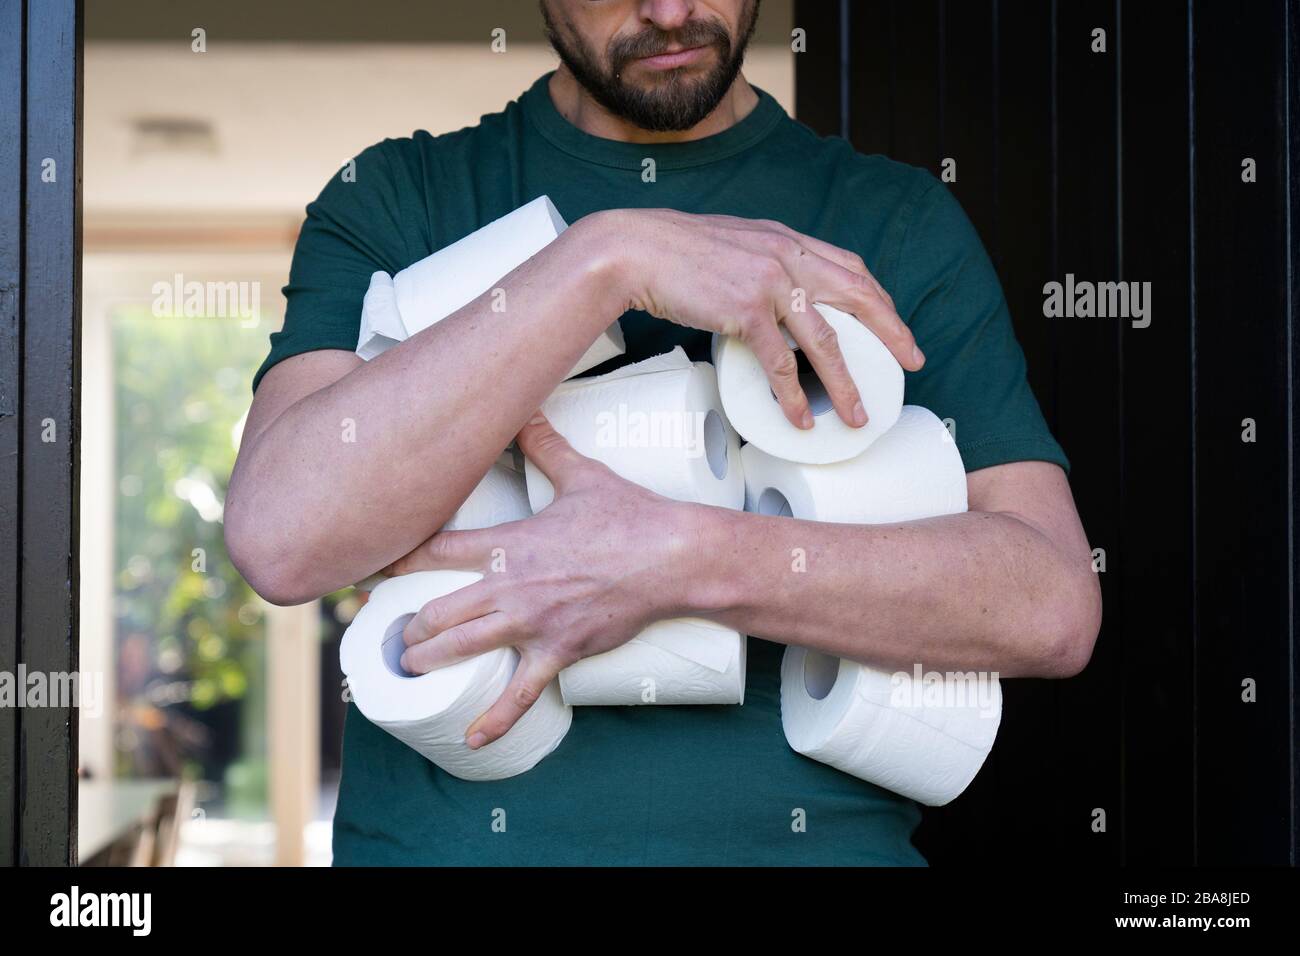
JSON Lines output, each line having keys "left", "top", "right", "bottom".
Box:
{"left": 634, "top": 44, "right": 710, "bottom": 71}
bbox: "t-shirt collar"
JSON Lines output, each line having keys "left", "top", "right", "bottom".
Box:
{"left": 520, "top": 70, "right": 785, "bottom": 171}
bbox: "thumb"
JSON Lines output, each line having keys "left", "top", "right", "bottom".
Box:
{"left": 516, "top": 412, "right": 591, "bottom": 494}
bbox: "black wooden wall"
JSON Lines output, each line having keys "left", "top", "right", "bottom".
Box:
{"left": 794, "top": 0, "right": 1299, "bottom": 865}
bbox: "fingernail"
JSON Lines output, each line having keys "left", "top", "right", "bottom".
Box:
{"left": 853, "top": 401, "right": 868, "bottom": 427}
{"left": 801, "top": 410, "right": 814, "bottom": 429}
{"left": 911, "top": 345, "right": 925, "bottom": 367}
{"left": 466, "top": 732, "right": 487, "bottom": 750}
{"left": 529, "top": 415, "right": 545, "bottom": 425}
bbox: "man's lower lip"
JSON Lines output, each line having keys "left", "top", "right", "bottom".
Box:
{"left": 635, "top": 46, "right": 708, "bottom": 70}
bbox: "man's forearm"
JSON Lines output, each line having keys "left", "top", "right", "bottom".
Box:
{"left": 226, "top": 215, "right": 625, "bottom": 604}
{"left": 685, "top": 504, "right": 1100, "bottom": 678}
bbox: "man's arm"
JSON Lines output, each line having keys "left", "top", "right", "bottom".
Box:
{"left": 389, "top": 420, "right": 1101, "bottom": 746}
{"left": 225, "top": 219, "right": 625, "bottom": 605}
{"left": 227, "top": 208, "right": 923, "bottom": 605}
{"left": 691, "top": 459, "right": 1100, "bottom": 677}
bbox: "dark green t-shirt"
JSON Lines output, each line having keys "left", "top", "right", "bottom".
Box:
{"left": 257, "top": 74, "right": 1067, "bottom": 866}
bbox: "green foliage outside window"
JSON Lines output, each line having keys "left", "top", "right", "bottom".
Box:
{"left": 112, "top": 307, "right": 268, "bottom": 806}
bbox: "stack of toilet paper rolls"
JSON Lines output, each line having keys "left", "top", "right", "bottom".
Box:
{"left": 719, "top": 312, "right": 1002, "bottom": 805}
{"left": 338, "top": 196, "right": 1001, "bottom": 799}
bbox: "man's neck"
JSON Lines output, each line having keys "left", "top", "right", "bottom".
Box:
{"left": 546, "top": 66, "right": 760, "bottom": 144}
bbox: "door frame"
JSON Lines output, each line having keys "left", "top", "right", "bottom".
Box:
{"left": 1, "top": 0, "right": 81, "bottom": 867}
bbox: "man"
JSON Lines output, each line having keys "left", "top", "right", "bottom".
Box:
{"left": 226, "top": 0, "right": 1100, "bottom": 865}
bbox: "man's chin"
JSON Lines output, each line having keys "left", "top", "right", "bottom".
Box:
{"left": 622, "top": 73, "right": 703, "bottom": 99}
{"left": 623, "top": 64, "right": 721, "bottom": 100}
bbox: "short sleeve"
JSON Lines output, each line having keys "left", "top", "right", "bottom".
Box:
{"left": 253, "top": 141, "right": 419, "bottom": 392}
{"left": 890, "top": 174, "right": 1068, "bottom": 474}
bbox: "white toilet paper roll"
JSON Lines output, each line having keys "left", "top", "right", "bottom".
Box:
{"left": 340, "top": 570, "right": 572, "bottom": 780}
{"left": 353, "top": 462, "right": 530, "bottom": 592}
{"left": 741, "top": 405, "right": 968, "bottom": 523}
{"left": 356, "top": 195, "right": 625, "bottom": 377}
{"left": 714, "top": 303, "right": 904, "bottom": 464}
{"left": 357, "top": 271, "right": 406, "bottom": 359}
{"left": 524, "top": 348, "right": 747, "bottom": 705}
{"left": 524, "top": 348, "right": 744, "bottom": 512}
{"left": 442, "top": 461, "right": 531, "bottom": 531}
{"left": 780, "top": 647, "right": 1001, "bottom": 806}
{"left": 559, "top": 619, "right": 747, "bottom": 706}
{"left": 745, "top": 404, "right": 998, "bottom": 804}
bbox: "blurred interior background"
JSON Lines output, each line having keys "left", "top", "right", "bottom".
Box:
{"left": 78, "top": 0, "right": 794, "bottom": 866}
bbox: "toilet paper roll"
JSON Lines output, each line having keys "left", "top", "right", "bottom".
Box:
{"left": 714, "top": 303, "right": 904, "bottom": 464}
{"left": 340, "top": 570, "right": 572, "bottom": 780}
{"left": 443, "top": 461, "right": 531, "bottom": 531}
{"left": 353, "top": 462, "right": 530, "bottom": 592}
{"left": 356, "top": 195, "right": 625, "bottom": 377}
{"left": 746, "top": 404, "right": 998, "bottom": 803}
{"left": 357, "top": 272, "right": 406, "bottom": 359}
{"left": 524, "top": 348, "right": 747, "bottom": 704}
{"left": 559, "top": 620, "right": 747, "bottom": 706}
{"left": 780, "top": 647, "right": 1001, "bottom": 806}
{"left": 741, "top": 405, "right": 967, "bottom": 523}
{"left": 524, "top": 348, "right": 744, "bottom": 512}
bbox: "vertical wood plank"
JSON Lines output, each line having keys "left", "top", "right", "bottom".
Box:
{"left": 792, "top": 0, "right": 845, "bottom": 138}
{"left": 1288, "top": 0, "right": 1300, "bottom": 868}
{"left": 881, "top": 0, "right": 941, "bottom": 173}
{"left": 19, "top": 0, "right": 81, "bottom": 866}
{"left": 845, "top": 0, "right": 893, "bottom": 155}
{"left": 996, "top": 0, "right": 1057, "bottom": 424}
{"left": 1049, "top": 0, "right": 1124, "bottom": 865}
{"left": 1192, "top": 0, "right": 1292, "bottom": 865}
{"left": 1116, "top": 0, "right": 1195, "bottom": 866}
{"left": 0, "top": 0, "right": 23, "bottom": 868}
{"left": 938, "top": 0, "right": 997, "bottom": 254}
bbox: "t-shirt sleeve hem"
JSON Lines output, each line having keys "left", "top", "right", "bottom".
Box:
{"left": 957, "top": 435, "right": 1071, "bottom": 475}
{"left": 252, "top": 329, "right": 360, "bottom": 393}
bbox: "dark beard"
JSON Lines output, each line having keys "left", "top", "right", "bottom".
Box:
{"left": 540, "top": 0, "right": 760, "bottom": 133}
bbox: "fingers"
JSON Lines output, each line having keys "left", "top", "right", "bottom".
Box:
{"left": 781, "top": 306, "right": 867, "bottom": 428}
{"left": 848, "top": 272, "right": 923, "bottom": 370}
{"left": 765, "top": 221, "right": 875, "bottom": 282}
{"left": 402, "top": 611, "right": 514, "bottom": 675}
{"left": 516, "top": 412, "right": 594, "bottom": 495}
{"left": 800, "top": 261, "right": 924, "bottom": 373}
{"left": 464, "top": 650, "right": 563, "bottom": 749}
{"left": 744, "top": 318, "right": 812, "bottom": 429}
{"left": 401, "top": 580, "right": 496, "bottom": 647}
{"left": 751, "top": 225, "right": 923, "bottom": 374}
{"left": 730, "top": 236, "right": 922, "bottom": 426}
{"left": 385, "top": 527, "right": 494, "bottom": 576}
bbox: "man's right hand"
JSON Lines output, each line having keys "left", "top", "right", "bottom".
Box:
{"left": 586, "top": 207, "right": 924, "bottom": 430}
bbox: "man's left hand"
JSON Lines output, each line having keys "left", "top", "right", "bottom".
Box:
{"left": 384, "top": 414, "right": 703, "bottom": 748}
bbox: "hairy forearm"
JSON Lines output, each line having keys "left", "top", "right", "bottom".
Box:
{"left": 686, "top": 505, "right": 1101, "bottom": 678}
{"left": 226, "top": 216, "right": 623, "bottom": 603}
